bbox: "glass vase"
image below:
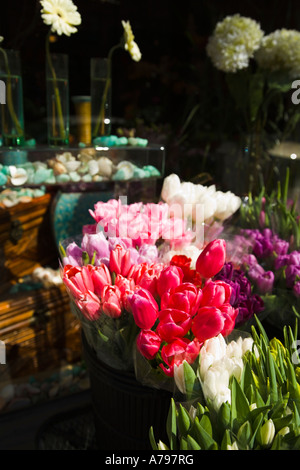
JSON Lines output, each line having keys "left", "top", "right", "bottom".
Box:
{"left": 46, "top": 53, "right": 69, "bottom": 147}
{"left": 90, "top": 57, "right": 112, "bottom": 140}
{"left": 0, "top": 49, "right": 25, "bottom": 147}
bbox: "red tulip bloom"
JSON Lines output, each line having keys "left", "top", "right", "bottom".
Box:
{"left": 102, "top": 285, "right": 123, "bottom": 318}
{"left": 156, "top": 265, "right": 184, "bottom": 298}
{"left": 160, "top": 338, "right": 201, "bottom": 377}
{"left": 191, "top": 306, "right": 225, "bottom": 343}
{"left": 76, "top": 290, "right": 102, "bottom": 321}
{"left": 136, "top": 329, "right": 162, "bottom": 360}
{"left": 157, "top": 308, "right": 192, "bottom": 342}
{"left": 127, "top": 287, "right": 159, "bottom": 329}
{"left": 160, "top": 282, "right": 202, "bottom": 316}
{"left": 200, "top": 279, "right": 232, "bottom": 308}
{"left": 109, "top": 244, "right": 132, "bottom": 277}
{"left": 196, "top": 239, "right": 226, "bottom": 278}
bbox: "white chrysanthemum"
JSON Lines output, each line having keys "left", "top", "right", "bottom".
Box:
{"left": 206, "top": 14, "right": 264, "bottom": 73}
{"left": 121, "top": 20, "right": 142, "bottom": 62}
{"left": 40, "top": 0, "right": 81, "bottom": 36}
{"left": 255, "top": 29, "right": 300, "bottom": 78}
{"left": 0, "top": 37, "right": 4, "bottom": 44}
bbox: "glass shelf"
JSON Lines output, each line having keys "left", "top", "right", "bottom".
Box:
{"left": 0, "top": 144, "right": 165, "bottom": 191}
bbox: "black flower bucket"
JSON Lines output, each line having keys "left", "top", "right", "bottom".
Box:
{"left": 82, "top": 332, "right": 172, "bottom": 450}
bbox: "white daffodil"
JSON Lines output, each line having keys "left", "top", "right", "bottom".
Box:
{"left": 40, "top": 0, "right": 81, "bottom": 36}
{"left": 121, "top": 20, "right": 142, "bottom": 62}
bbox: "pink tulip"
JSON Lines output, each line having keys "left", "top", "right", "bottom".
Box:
{"left": 89, "top": 199, "right": 120, "bottom": 224}
{"left": 157, "top": 308, "right": 192, "bottom": 342}
{"left": 127, "top": 287, "right": 159, "bottom": 329}
{"left": 63, "top": 265, "right": 94, "bottom": 299}
{"left": 129, "top": 262, "right": 164, "bottom": 296}
{"left": 160, "top": 338, "right": 201, "bottom": 377}
{"left": 219, "top": 303, "right": 238, "bottom": 337}
{"left": 196, "top": 239, "right": 226, "bottom": 278}
{"left": 191, "top": 306, "right": 225, "bottom": 343}
{"left": 160, "top": 282, "right": 202, "bottom": 316}
{"left": 136, "top": 329, "right": 162, "bottom": 360}
{"left": 200, "top": 280, "right": 232, "bottom": 308}
{"left": 90, "top": 264, "right": 112, "bottom": 296}
{"left": 156, "top": 265, "right": 184, "bottom": 298}
{"left": 114, "top": 274, "right": 135, "bottom": 311}
{"left": 101, "top": 285, "right": 123, "bottom": 318}
{"left": 76, "top": 290, "right": 102, "bottom": 320}
{"left": 109, "top": 244, "right": 132, "bottom": 277}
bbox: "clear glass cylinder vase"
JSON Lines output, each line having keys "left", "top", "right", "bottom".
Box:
{"left": 90, "top": 57, "right": 112, "bottom": 139}
{"left": 0, "top": 49, "right": 25, "bottom": 146}
{"left": 46, "top": 53, "right": 69, "bottom": 147}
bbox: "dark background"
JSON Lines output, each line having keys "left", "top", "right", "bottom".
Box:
{"left": 1, "top": 0, "right": 300, "bottom": 178}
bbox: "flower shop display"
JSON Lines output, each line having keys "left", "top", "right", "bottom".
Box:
{"left": 58, "top": 192, "right": 269, "bottom": 449}
{"left": 91, "top": 20, "right": 141, "bottom": 140}
{"left": 40, "top": 0, "right": 82, "bottom": 146}
{"left": 206, "top": 14, "right": 300, "bottom": 194}
{"left": 150, "top": 320, "right": 300, "bottom": 450}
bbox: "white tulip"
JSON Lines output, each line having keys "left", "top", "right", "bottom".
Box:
{"left": 161, "top": 174, "right": 181, "bottom": 202}
{"left": 173, "top": 362, "right": 186, "bottom": 394}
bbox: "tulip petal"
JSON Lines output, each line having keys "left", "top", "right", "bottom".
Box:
{"left": 192, "top": 306, "right": 225, "bottom": 343}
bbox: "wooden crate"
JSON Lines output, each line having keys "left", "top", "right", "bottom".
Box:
{"left": 0, "top": 285, "right": 82, "bottom": 379}
{"left": 0, "top": 194, "right": 58, "bottom": 291}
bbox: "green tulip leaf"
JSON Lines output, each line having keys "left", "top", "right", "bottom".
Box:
{"left": 231, "top": 376, "right": 249, "bottom": 429}
{"left": 186, "top": 434, "right": 202, "bottom": 450}
{"left": 166, "top": 398, "right": 177, "bottom": 450}
{"left": 149, "top": 426, "right": 158, "bottom": 450}
{"left": 177, "top": 403, "right": 191, "bottom": 437}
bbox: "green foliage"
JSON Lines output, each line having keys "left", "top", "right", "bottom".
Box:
{"left": 239, "top": 168, "right": 300, "bottom": 248}
{"left": 151, "top": 318, "right": 300, "bottom": 450}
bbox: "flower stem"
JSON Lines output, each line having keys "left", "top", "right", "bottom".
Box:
{"left": 45, "top": 31, "right": 66, "bottom": 143}
{"left": 0, "top": 47, "right": 24, "bottom": 143}
{"left": 92, "top": 43, "right": 121, "bottom": 138}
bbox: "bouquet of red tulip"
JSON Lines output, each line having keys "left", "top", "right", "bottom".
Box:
{"left": 61, "top": 233, "right": 239, "bottom": 373}
{"left": 132, "top": 239, "right": 241, "bottom": 389}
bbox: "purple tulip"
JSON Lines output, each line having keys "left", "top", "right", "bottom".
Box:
{"left": 293, "top": 281, "right": 300, "bottom": 298}
{"left": 285, "top": 265, "right": 300, "bottom": 288}
{"left": 81, "top": 232, "right": 110, "bottom": 265}
{"left": 255, "top": 270, "right": 275, "bottom": 294}
{"left": 253, "top": 238, "right": 273, "bottom": 259}
{"left": 236, "top": 295, "right": 264, "bottom": 324}
{"left": 63, "top": 242, "right": 83, "bottom": 266}
{"left": 247, "top": 263, "right": 266, "bottom": 282}
{"left": 274, "top": 255, "right": 289, "bottom": 270}
{"left": 273, "top": 239, "right": 289, "bottom": 256}
{"left": 288, "top": 251, "right": 300, "bottom": 266}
